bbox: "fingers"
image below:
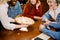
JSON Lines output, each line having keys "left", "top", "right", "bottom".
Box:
{"left": 39, "top": 24, "right": 45, "bottom": 31}
{"left": 36, "top": 1, "right": 41, "bottom": 9}
{"left": 34, "top": 16, "right": 42, "bottom": 19}
{"left": 43, "top": 21, "right": 51, "bottom": 26}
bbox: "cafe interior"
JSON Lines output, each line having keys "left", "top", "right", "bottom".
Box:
{"left": 0, "top": 0, "right": 60, "bottom": 40}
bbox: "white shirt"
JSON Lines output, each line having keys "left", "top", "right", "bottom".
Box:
{"left": 49, "top": 4, "right": 60, "bottom": 20}
{"left": 0, "top": 3, "right": 16, "bottom": 30}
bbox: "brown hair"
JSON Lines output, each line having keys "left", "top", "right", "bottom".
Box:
{"left": 23, "top": 0, "right": 41, "bottom": 14}
{"left": 27, "top": 0, "right": 40, "bottom": 14}
{"left": 27, "top": 0, "right": 39, "bottom": 4}
{"left": 0, "top": 0, "right": 7, "bottom": 4}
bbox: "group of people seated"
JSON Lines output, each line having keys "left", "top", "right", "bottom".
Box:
{"left": 0, "top": 0, "right": 60, "bottom": 40}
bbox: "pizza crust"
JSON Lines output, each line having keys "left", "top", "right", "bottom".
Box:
{"left": 15, "top": 17, "right": 35, "bottom": 25}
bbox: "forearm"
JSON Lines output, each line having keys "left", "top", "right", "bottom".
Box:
{"left": 42, "top": 11, "right": 51, "bottom": 21}
{"left": 36, "top": 6, "right": 42, "bottom": 17}
{"left": 1, "top": 20, "right": 16, "bottom": 30}
{"left": 49, "top": 22, "right": 60, "bottom": 29}
{"left": 8, "top": 17, "right": 15, "bottom": 22}
{"left": 0, "top": 13, "right": 16, "bottom": 30}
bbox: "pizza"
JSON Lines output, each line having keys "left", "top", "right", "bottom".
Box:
{"left": 15, "top": 17, "right": 35, "bottom": 25}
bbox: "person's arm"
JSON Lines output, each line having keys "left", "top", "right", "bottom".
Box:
{"left": 39, "top": 25, "right": 60, "bottom": 39}
{"left": 8, "top": 17, "right": 15, "bottom": 22}
{"left": 36, "top": 4, "right": 42, "bottom": 17}
{"left": 0, "top": 3, "right": 21, "bottom": 30}
{"left": 41, "top": 28, "right": 60, "bottom": 39}
{"left": 0, "top": 13, "right": 16, "bottom": 30}
{"left": 42, "top": 11, "right": 60, "bottom": 29}
{"left": 34, "top": 4, "right": 42, "bottom": 19}
{"left": 49, "top": 22, "right": 60, "bottom": 29}
{"left": 1, "top": 13, "right": 29, "bottom": 30}
{"left": 42, "top": 11, "right": 51, "bottom": 21}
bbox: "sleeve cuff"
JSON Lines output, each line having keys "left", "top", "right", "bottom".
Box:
{"left": 49, "top": 22, "right": 56, "bottom": 27}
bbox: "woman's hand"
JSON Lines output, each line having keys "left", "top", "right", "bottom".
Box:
{"left": 43, "top": 20, "right": 51, "bottom": 26}
{"left": 34, "top": 16, "right": 42, "bottom": 19}
{"left": 36, "top": 0, "right": 41, "bottom": 9}
{"left": 39, "top": 24, "right": 45, "bottom": 31}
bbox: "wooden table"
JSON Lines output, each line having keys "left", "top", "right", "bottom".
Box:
{"left": 0, "top": 19, "right": 53, "bottom": 40}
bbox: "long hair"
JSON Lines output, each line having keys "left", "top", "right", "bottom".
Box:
{"left": 23, "top": 0, "right": 41, "bottom": 15}
{"left": 25, "top": 0, "right": 40, "bottom": 14}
